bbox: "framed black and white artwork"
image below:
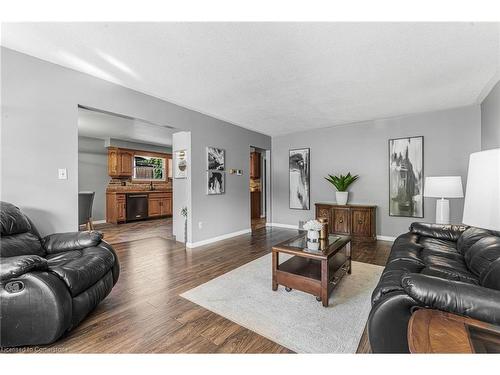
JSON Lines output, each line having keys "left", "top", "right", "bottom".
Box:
{"left": 207, "top": 147, "right": 225, "bottom": 171}
{"left": 207, "top": 170, "right": 225, "bottom": 195}
{"left": 389, "top": 136, "right": 424, "bottom": 218}
{"left": 289, "top": 148, "right": 310, "bottom": 210}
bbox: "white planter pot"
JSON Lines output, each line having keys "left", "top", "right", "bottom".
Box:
{"left": 336, "top": 191, "right": 349, "bottom": 205}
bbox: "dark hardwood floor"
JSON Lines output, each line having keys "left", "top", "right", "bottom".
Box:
{"left": 18, "top": 221, "right": 391, "bottom": 354}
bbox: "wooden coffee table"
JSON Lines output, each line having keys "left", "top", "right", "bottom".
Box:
{"left": 272, "top": 233, "right": 351, "bottom": 307}
{"left": 408, "top": 309, "right": 500, "bottom": 353}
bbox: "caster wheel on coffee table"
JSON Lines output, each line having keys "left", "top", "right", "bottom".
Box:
{"left": 285, "top": 287, "right": 292, "bottom": 292}
{"left": 316, "top": 296, "right": 322, "bottom": 302}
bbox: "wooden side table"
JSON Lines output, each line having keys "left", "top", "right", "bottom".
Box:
{"left": 408, "top": 309, "right": 500, "bottom": 353}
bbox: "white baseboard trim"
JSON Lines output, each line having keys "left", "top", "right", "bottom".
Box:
{"left": 186, "top": 228, "right": 252, "bottom": 248}
{"left": 93, "top": 219, "right": 107, "bottom": 225}
{"left": 266, "top": 222, "right": 300, "bottom": 230}
{"left": 376, "top": 235, "right": 396, "bottom": 242}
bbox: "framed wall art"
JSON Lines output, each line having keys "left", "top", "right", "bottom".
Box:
{"left": 206, "top": 147, "right": 225, "bottom": 171}
{"left": 289, "top": 148, "right": 310, "bottom": 210}
{"left": 389, "top": 136, "right": 424, "bottom": 218}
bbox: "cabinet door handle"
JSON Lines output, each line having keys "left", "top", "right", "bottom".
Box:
{"left": 358, "top": 220, "right": 363, "bottom": 224}
{"left": 339, "top": 218, "right": 344, "bottom": 223}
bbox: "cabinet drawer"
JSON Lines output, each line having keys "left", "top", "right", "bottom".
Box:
{"left": 316, "top": 206, "right": 330, "bottom": 219}
{"left": 351, "top": 209, "right": 371, "bottom": 236}
{"left": 332, "top": 208, "right": 350, "bottom": 234}
{"left": 149, "top": 192, "right": 170, "bottom": 199}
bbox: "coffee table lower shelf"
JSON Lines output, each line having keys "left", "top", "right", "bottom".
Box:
{"left": 272, "top": 255, "right": 350, "bottom": 307}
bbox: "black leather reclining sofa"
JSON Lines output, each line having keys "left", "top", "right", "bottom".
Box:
{"left": 368, "top": 222, "right": 500, "bottom": 353}
{"left": 0, "top": 201, "right": 120, "bottom": 347}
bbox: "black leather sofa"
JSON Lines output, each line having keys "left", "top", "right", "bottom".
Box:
{"left": 0, "top": 201, "right": 120, "bottom": 347}
{"left": 368, "top": 222, "right": 500, "bottom": 353}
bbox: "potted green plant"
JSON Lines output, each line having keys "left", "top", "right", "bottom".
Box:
{"left": 325, "top": 173, "right": 359, "bottom": 205}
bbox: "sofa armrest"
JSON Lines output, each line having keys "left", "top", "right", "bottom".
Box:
{"left": 401, "top": 273, "right": 500, "bottom": 325}
{"left": 0, "top": 255, "right": 48, "bottom": 281}
{"left": 42, "top": 231, "right": 103, "bottom": 254}
{"left": 409, "top": 222, "right": 468, "bottom": 242}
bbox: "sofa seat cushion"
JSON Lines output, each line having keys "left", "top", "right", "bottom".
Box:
{"left": 47, "top": 246, "right": 115, "bottom": 296}
{"left": 420, "top": 265, "right": 478, "bottom": 285}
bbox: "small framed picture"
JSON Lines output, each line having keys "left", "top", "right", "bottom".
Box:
{"left": 207, "top": 147, "right": 225, "bottom": 171}
{"left": 174, "top": 150, "right": 187, "bottom": 179}
{"left": 207, "top": 170, "right": 225, "bottom": 195}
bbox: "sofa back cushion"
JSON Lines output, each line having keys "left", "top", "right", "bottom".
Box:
{"left": 410, "top": 222, "right": 467, "bottom": 242}
{"left": 0, "top": 202, "right": 44, "bottom": 257}
{"left": 457, "top": 227, "right": 491, "bottom": 255}
{"left": 458, "top": 227, "right": 500, "bottom": 290}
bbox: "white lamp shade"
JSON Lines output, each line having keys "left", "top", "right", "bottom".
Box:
{"left": 463, "top": 148, "right": 500, "bottom": 231}
{"left": 424, "top": 176, "right": 464, "bottom": 198}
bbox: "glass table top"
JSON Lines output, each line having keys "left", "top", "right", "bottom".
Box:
{"left": 286, "top": 234, "right": 341, "bottom": 253}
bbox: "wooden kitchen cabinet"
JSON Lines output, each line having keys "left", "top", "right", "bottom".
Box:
{"left": 108, "top": 147, "right": 133, "bottom": 177}
{"left": 148, "top": 196, "right": 162, "bottom": 217}
{"left": 315, "top": 203, "right": 376, "bottom": 242}
{"left": 250, "top": 152, "right": 260, "bottom": 179}
{"left": 107, "top": 191, "right": 172, "bottom": 224}
{"left": 106, "top": 193, "right": 127, "bottom": 223}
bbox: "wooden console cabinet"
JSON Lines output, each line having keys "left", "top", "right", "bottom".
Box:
{"left": 315, "top": 203, "right": 376, "bottom": 242}
{"left": 106, "top": 191, "right": 172, "bottom": 224}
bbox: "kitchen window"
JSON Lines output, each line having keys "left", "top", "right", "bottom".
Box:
{"left": 132, "top": 155, "right": 166, "bottom": 181}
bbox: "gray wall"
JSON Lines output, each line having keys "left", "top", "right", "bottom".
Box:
{"left": 78, "top": 136, "right": 108, "bottom": 221}
{"left": 271, "top": 105, "right": 481, "bottom": 238}
{"left": 481, "top": 80, "right": 500, "bottom": 150}
{"left": 1, "top": 47, "right": 271, "bottom": 239}
{"left": 106, "top": 138, "right": 172, "bottom": 154}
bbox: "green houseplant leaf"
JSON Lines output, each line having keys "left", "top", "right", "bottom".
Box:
{"left": 324, "top": 172, "right": 359, "bottom": 192}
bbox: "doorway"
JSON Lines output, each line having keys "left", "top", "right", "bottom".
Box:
{"left": 250, "top": 146, "right": 269, "bottom": 231}
{"left": 77, "top": 106, "right": 177, "bottom": 242}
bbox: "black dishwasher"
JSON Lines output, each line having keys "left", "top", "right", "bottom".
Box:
{"left": 126, "top": 194, "right": 149, "bottom": 221}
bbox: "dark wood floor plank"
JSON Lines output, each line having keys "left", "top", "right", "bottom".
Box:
{"left": 14, "top": 220, "right": 390, "bottom": 353}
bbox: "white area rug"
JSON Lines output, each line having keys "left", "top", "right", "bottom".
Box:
{"left": 181, "top": 254, "right": 383, "bottom": 353}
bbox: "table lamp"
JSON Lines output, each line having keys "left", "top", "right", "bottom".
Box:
{"left": 424, "top": 176, "right": 464, "bottom": 224}
{"left": 462, "top": 148, "right": 500, "bottom": 231}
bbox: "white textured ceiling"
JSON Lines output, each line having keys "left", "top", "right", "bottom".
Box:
{"left": 78, "top": 108, "right": 174, "bottom": 146}
{"left": 2, "top": 22, "right": 499, "bottom": 136}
